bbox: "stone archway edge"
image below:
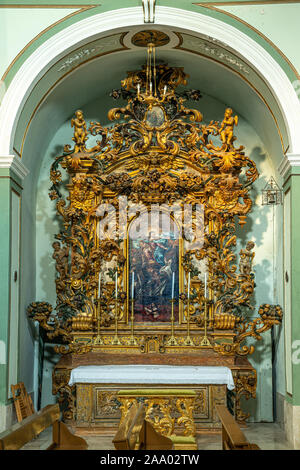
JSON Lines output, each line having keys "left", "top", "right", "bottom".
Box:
{"left": 0, "top": 6, "right": 300, "bottom": 162}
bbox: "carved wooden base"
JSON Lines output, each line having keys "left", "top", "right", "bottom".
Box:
{"left": 74, "top": 383, "right": 226, "bottom": 431}
{"left": 52, "top": 353, "right": 257, "bottom": 429}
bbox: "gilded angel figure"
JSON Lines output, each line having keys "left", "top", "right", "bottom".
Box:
{"left": 220, "top": 108, "right": 238, "bottom": 146}
{"left": 71, "top": 110, "right": 88, "bottom": 152}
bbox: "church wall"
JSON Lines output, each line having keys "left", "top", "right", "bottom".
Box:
{"left": 0, "top": 176, "right": 12, "bottom": 408}
{"left": 0, "top": 0, "right": 297, "bottom": 440}
{"left": 0, "top": 7, "right": 78, "bottom": 81}
{"left": 34, "top": 92, "right": 282, "bottom": 421}
{"left": 18, "top": 170, "right": 38, "bottom": 403}
{"left": 203, "top": 2, "right": 300, "bottom": 77}
{"left": 289, "top": 173, "right": 300, "bottom": 406}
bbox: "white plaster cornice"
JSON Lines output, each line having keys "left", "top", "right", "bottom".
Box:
{"left": 142, "top": 0, "right": 156, "bottom": 23}
{"left": 0, "top": 6, "right": 300, "bottom": 157}
{"left": 0, "top": 155, "right": 29, "bottom": 181}
{"left": 278, "top": 153, "right": 300, "bottom": 179}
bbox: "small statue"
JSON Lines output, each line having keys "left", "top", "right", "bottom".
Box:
{"left": 220, "top": 108, "right": 238, "bottom": 147}
{"left": 239, "top": 241, "right": 255, "bottom": 275}
{"left": 71, "top": 110, "right": 87, "bottom": 152}
{"left": 52, "top": 241, "right": 69, "bottom": 278}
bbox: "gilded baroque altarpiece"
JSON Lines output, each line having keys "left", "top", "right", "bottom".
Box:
{"left": 28, "top": 39, "right": 282, "bottom": 431}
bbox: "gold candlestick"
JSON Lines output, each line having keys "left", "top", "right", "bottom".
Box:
{"left": 129, "top": 298, "right": 137, "bottom": 345}
{"left": 112, "top": 299, "right": 121, "bottom": 345}
{"left": 166, "top": 298, "right": 178, "bottom": 346}
{"left": 94, "top": 298, "right": 103, "bottom": 345}
{"left": 200, "top": 297, "right": 211, "bottom": 347}
{"left": 184, "top": 299, "right": 194, "bottom": 346}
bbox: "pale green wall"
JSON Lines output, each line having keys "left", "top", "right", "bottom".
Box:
{"left": 219, "top": 4, "right": 300, "bottom": 75}
{"left": 0, "top": 176, "right": 11, "bottom": 405}
{"left": 284, "top": 172, "right": 300, "bottom": 406}
{"left": 0, "top": 8, "right": 77, "bottom": 80}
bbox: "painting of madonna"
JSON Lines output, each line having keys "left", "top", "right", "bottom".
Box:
{"left": 129, "top": 211, "right": 179, "bottom": 323}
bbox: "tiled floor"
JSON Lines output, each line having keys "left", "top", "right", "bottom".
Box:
{"left": 20, "top": 422, "right": 292, "bottom": 450}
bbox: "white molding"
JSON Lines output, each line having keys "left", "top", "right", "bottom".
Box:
{"left": 0, "top": 155, "right": 30, "bottom": 181}
{"left": 142, "top": 0, "right": 156, "bottom": 23}
{"left": 0, "top": 6, "right": 300, "bottom": 162}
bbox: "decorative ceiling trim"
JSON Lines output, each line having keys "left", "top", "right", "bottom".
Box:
{"left": 174, "top": 33, "right": 285, "bottom": 151}
{"left": 142, "top": 0, "right": 156, "bottom": 23}
{"left": 0, "top": 6, "right": 300, "bottom": 160}
{"left": 18, "top": 33, "right": 129, "bottom": 156}
{"left": 0, "top": 6, "right": 97, "bottom": 84}
{"left": 194, "top": 3, "right": 300, "bottom": 81}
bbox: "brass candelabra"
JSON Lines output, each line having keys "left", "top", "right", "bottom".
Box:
{"left": 200, "top": 297, "right": 211, "bottom": 347}
{"left": 166, "top": 298, "right": 178, "bottom": 346}
{"left": 112, "top": 299, "right": 121, "bottom": 345}
{"left": 93, "top": 298, "right": 103, "bottom": 345}
{"left": 184, "top": 297, "right": 194, "bottom": 346}
{"left": 129, "top": 298, "right": 138, "bottom": 345}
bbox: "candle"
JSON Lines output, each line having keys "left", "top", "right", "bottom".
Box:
{"left": 187, "top": 272, "right": 190, "bottom": 300}
{"left": 171, "top": 272, "right": 175, "bottom": 299}
{"left": 204, "top": 273, "right": 207, "bottom": 298}
{"left": 150, "top": 82, "right": 152, "bottom": 93}
{"left": 131, "top": 272, "right": 135, "bottom": 299}
{"left": 115, "top": 271, "right": 118, "bottom": 299}
{"left": 163, "top": 85, "right": 167, "bottom": 95}
{"left": 137, "top": 84, "right": 140, "bottom": 95}
{"left": 98, "top": 272, "right": 101, "bottom": 298}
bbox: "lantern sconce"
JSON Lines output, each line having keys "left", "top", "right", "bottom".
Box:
{"left": 261, "top": 176, "right": 283, "bottom": 206}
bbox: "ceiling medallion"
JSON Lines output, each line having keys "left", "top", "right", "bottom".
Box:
{"left": 131, "top": 30, "right": 170, "bottom": 48}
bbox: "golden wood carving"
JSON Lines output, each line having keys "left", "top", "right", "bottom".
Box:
{"left": 27, "top": 51, "right": 283, "bottom": 425}
{"left": 118, "top": 390, "right": 196, "bottom": 439}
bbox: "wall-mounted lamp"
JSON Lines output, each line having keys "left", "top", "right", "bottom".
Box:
{"left": 261, "top": 176, "right": 282, "bottom": 205}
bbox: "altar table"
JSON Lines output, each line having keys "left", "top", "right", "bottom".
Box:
{"left": 68, "top": 365, "right": 235, "bottom": 430}
{"left": 68, "top": 365, "right": 235, "bottom": 389}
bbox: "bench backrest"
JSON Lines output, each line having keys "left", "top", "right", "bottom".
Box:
{"left": 215, "top": 405, "right": 260, "bottom": 450}
{"left": 0, "top": 404, "right": 60, "bottom": 450}
{"left": 11, "top": 382, "right": 35, "bottom": 422}
{"left": 113, "top": 402, "right": 173, "bottom": 450}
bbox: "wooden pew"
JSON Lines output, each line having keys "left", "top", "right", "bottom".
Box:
{"left": 113, "top": 402, "right": 173, "bottom": 450}
{"left": 11, "top": 382, "right": 35, "bottom": 423}
{"left": 215, "top": 405, "right": 260, "bottom": 450}
{"left": 0, "top": 403, "right": 88, "bottom": 450}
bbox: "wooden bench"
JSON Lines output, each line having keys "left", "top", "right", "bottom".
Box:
{"left": 215, "top": 405, "right": 260, "bottom": 450}
{"left": 113, "top": 402, "right": 174, "bottom": 450}
{"left": 0, "top": 403, "right": 88, "bottom": 450}
{"left": 11, "top": 382, "right": 35, "bottom": 423}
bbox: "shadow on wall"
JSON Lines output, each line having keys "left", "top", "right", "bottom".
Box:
{"left": 36, "top": 145, "right": 69, "bottom": 304}
{"left": 236, "top": 146, "right": 269, "bottom": 246}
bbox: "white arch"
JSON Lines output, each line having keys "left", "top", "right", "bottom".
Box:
{"left": 0, "top": 6, "right": 300, "bottom": 162}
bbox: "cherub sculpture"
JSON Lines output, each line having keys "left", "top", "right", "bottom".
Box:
{"left": 239, "top": 241, "right": 255, "bottom": 275}
{"left": 71, "top": 110, "right": 88, "bottom": 152}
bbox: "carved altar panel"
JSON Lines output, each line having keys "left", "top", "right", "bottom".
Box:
{"left": 75, "top": 383, "right": 225, "bottom": 430}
